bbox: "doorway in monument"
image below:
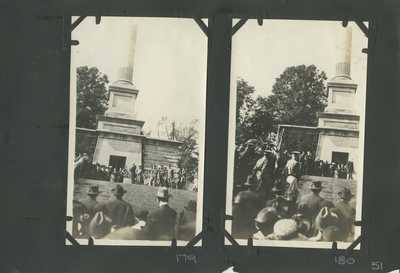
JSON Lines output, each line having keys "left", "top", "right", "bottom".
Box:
{"left": 331, "top": 152, "right": 349, "bottom": 166}
{"left": 109, "top": 155, "right": 127, "bottom": 171}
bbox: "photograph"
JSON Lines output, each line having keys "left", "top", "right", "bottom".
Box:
{"left": 226, "top": 20, "right": 367, "bottom": 249}
{"left": 66, "top": 17, "right": 207, "bottom": 246}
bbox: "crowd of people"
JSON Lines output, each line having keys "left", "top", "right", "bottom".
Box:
{"left": 73, "top": 185, "right": 197, "bottom": 241}
{"left": 73, "top": 153, "right": 192, "bottom": 190}
{"left": 232, "top": 146, "right": 356, "bottom": 242}
{"left": 284, "top": 150, "right": 355, "bottom": 179}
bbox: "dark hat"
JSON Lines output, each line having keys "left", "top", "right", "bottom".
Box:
{"left": 243, "top": 174, "right": 258, "bottom": 186}
{"left": 87, "top": 186, "right": 102, "bottom": 196}
{"left": 111, "top": 184, "right": 127, "bottom": 196}
{"left": 184, "top": 200, "right": 197, "bottom": 212}
{"left": 255, "top": 207, "right": 279, "bottom": 224}
{"left": 272, "top": 179, "right": 285, "bottom": 192}
{"left": 338, "top": 187, "right": 355, "bottom": 200}
{"left": 156, "top": 187, "right": 172, "bottom": 199}
{"left": 322, "top": 226, "right": 342, "bottom": 242}
{"left": 310, "top": 181, "right": 324, "bottom": 190}
{"left": 135, "top": 209, "right": 149, "bottom": 221}
{"left": 314, "top": 207, "right": 339, "bottom": 231}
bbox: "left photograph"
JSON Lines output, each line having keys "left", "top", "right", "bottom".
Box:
{"left": 66, "top": 17, "right": 207, "bottom": 246}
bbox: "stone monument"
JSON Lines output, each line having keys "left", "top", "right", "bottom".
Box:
{"left": 315, "top": 27, "right": 360, "bottom": 177}
{"left": 91, "top": 25, "right": 181, "bottom": 172}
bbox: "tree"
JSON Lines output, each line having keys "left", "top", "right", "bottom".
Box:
{"left": 267, "top": 64, "right": 328, "bottom": 128}
{"left": 156, "top": 117, "right": 199, "bottom": 180}
{"left": 235, "top": 78, "right": 257, "bottom": 143}
{"left": 76, "top": 66, "right": 109, "bottom": 129}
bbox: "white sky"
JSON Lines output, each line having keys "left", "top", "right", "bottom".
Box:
{"left": 231, "top": 20, "right": 368, "bottom": 111}
{"left": 71, "top": 18, "right": 368, "bottom": 135}
{"left": 71, "top": 17, "right": 208, "bottom": 136}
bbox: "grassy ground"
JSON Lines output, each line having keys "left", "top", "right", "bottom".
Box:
{"left": 74, "top": 179, "right": 198, "bottom": 213}
{"left": 297, "top": 175, "right": 358, "bottom": 208}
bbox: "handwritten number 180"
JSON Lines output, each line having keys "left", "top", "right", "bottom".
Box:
{"left": 335, "top": 256, "right": 355, "bottom": 265}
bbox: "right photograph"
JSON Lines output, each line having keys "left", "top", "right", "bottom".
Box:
{"left": 226, "top": 20, "right": 368, "bottom": 249}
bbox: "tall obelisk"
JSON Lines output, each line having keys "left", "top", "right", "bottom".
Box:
{"left": 104, "top": 24, "right": 140, "bottom": 119}
{"left": 94, "top": 24, "right": 145, "bottom": 170}
{"left": 315, "top": 26, "right": 360, "bottom": 177}
{"left": 325, "top": 27, "right": 358, "bottom": 114}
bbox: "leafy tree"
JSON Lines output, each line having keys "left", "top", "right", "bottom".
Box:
{"left": 75, "top": 134, "right": 97, "bottom": 157}
{"left": 156, "top": 117, "right": 199, "bottom": 180}
{"left": 235, "top": 78, "right": 257, "bottom": 143}
{"left": 267, "top": 64, "right": 327, "bottom": 128}
{"left": 76, "top": 66, "right": 109, "bottom": 129}
{"left": 235, "top": 65, "right": 327, "bottom": 154}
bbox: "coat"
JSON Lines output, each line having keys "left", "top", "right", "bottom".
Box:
{"left": 298, "top": 192, "right": 328, "bottom": 214}
{"left": 177, "top": 209, "right": 197, "bottom": 241}
{"left": 94, "top": 198, "right": 136, "bottom": 227}
{"left": 78, "top": 196, "right": 99, "bottom": 216}
{"left": 146, "top": 204, "right": 177, "bottom": 240}
{"left": 235, "top": 190, "right": 265, "bottom": 213}
{"left": 334, "top": 200, "right": 356, "bottom": 234}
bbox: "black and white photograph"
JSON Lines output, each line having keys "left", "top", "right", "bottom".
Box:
{"left": 66, "top": 17, "right": 207, "bottom": 246}
{"left": 226, "top": 20, "right": 367, "bottom": 249}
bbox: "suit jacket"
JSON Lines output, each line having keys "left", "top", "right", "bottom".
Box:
{"left": 298, "top": 192, "right": 325, "bottom": 213}
{"left": 232, "top": 204, "right": 257, "bottom": 239}
{"left": 346, "top": 161, "right": 354, "bottom": 172}
{"left": 177, "top": 209, "right": 197, "bottom": 241}
{"left": 146, "top": 204, "right": 177, "bottom": 240}
{"left": 334, "top": 200, "right": 356, "bottom": 222}
{"left": 78, "top": 196, "right": 99, "bottom": 216}
{"left": 235, "top": 190, "right": 264, "bottom": 209}
{"left": 94, "top": 198, "right": 136, "bottom": 227}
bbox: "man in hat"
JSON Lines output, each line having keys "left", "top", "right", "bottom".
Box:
{"left": 78, "top": 186, "right": 102, "bottom": 216}
{"left": 253, "top": 207, "right": 280, "bottom": 240}
{"left": 234, "top": 174, "right": 265, "bottom": 217}
{"left": 334, "top": 187, "right": 356, "bottom": 235}
{"left": 284, "top": 151, "right": 301, "bottom": 181}
{"left": 129, "top": 162, "right": 137, "bottom": 184}
{"left": 94, "top": 184, "right": 136, "bottom": 228}
{"left": 265, "top": 179, "right": 290, "bottom": 218}
{"left": 145, "top": 187, "right": 177, "bottom": 240}
{"left": 253, "top": 149, "right": 275, "bottom": 194}
{"left": 177, "top": 200, "right": 197, "bottom": 241}
{"left": 231, "top": 195, "right": 256, "bottom": 239}
{"left": 298, "top": 181, "right": 333, "bottom": 217}
{"left": 282, "top": 151, "right": 301, "bottom": 205}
